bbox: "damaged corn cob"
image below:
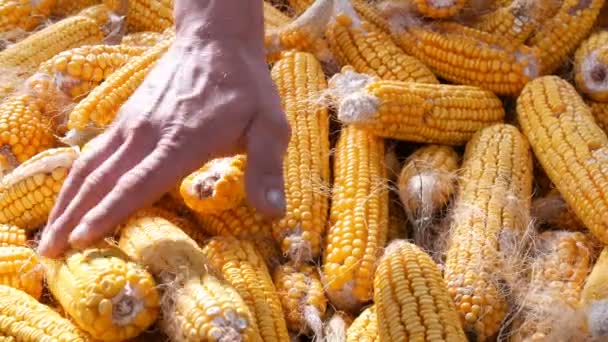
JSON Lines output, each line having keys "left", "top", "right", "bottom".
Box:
{"left": 0, "top": 285, "right": 89, "bottom": 341}
{"left": 41, "top": 244, "right": 160, "bottom": 341}
{"left": 322, "top": 125, "right": 388, "bottom": 312}
{"left": 326, "top": 0, "right": 438, "bottom": 83}
{"left": 444, "top": 124, "right": 533, "bottom": 340}
{"left": 375, "top": 240, "right": 467, "bottom": 342}
{"left": 0, "top": 147, "right": 78, "bottom": 230}
{"left": 582, "top": 246, "right": 608, "bottom": 339}
{"left": 202, "top": 237, "right": 290, "bottom": 342}
{"left": 574, "top": 30, "right": 608, "bottom": 102}
{"left": 273, "top": 263, "right": 327, "bottom": 337}
{"left": 0, "top": 246, "right": 42, "bottom": 299}
{"left": 531, "top": 189, "right": 586, "bottom": 231}
{"left": 118, "top": 209, "right": 261, "bottom": 341}
{"left": 346, "top": 306, "right": 377, "bottom": 342}
{"left": 329, "top": 68, "right": 505, "bottom": 145}
{"left": 517, "top": 76, "right": 608, "bottom": 244}
{"left": 0, "top": 0, "right": 55, "bottom": 32}
{"left": 179, "top": 154, "right": 246, "bottom": 215}
{"left": 512, "top": 231, "right": 593, "bottom": 341}
{"left": 412, "top": 0, "right": 467, "bottom": 18}
{"left": 270, "top": 51, "right": 330, "bottom": 263}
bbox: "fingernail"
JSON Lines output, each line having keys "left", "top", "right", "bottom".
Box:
{"left": 266, "top": 187, "right": 286, "bottom": 212}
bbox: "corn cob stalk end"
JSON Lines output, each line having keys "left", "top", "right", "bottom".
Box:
{"left": 327, "top": 67, "right": 377, "bottom": 124}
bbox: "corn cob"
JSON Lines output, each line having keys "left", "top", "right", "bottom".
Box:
{"left": 195, "top": 202, "right": 274, "bottom": 240}
{"left": 326, "top": 0, "right": 438, "bottom": 83}
{"left": 287, "top": 0, "right": 313, "bottom": 14}
{"left": 120, "top": 31, "right": 162, "bottom": 47}
{"left": 0, "top": 147, "right": 78, "bottom": 230}
{"left": 273, "top": 263, "right": 327, "bottom": 337}
{"left": 103, "top": 0, "right": 173, "bottom": 32}
{"left": 0, "top": 0, "right": 55, "bottom": 33}
{"left": 444, "top": 124, "right": 533, "bottom": 340}
{"left": 527, "top": 0, "right": 605, "bottom": 74}
{"left": 582, "top": 246, "right": 608, "bottom": 339}
{"left": 0, "top": 246, "right": 42, "bottom": 299}
{"left": 66, "top": 35, "right": 172, "bottom": 143}
{"left": 322, "top": 125, "right": 388, "bottom": 312}
{"left": 389, "top": 21, "right": 539, "bottom": 95}
{"left": 346, "top": 306, "right": 377, "bottom": 342}
{"left": 589, "top": 100, "right": 608, "bottom": 133}
{"left": 375, "top": 240, "right": 467, "bottom": 341}
{"left": 387, "top": 197, "right": 407, "bottom": 243}
{"left": 413, "top": 0, "right": 467, "bottom": 18}
{"left": 517, "top": 76, "right": 608, "bottom": 244}
{"left": 52, "top": 0, "right": 100, "bottom": 15}
{"left": 0, "top": 224, "right": 25, "bottom": 246}
{"left": 0, "top": 13, "right": 106, "bottom": 101}
{"left": 531, "top": 189, "right": 586, "bottom": 231}
{"left": 118, "top": 210, "right": 262, "bottom": 341}
{"left": 270, "top": 52, "right": 330, "bottom": 263}
{"left": 180, "top": 154, "right": 246, "bottom": 215}
{"left": 329, "top": 68, "right": 505, "bottom": 145}
{"left": 264, "top": 1, "right": 292, "bottom": 30}
{"left": 574, "top": 30, "right": 608, "bottom": 102}
{"left": 0, "top": 285, "right": 90, "bottom": 341}
{"left": 511, "top": 231, "right": 593, "bottom": 341}
{"left": 202, "top": 237, "right": 289, "bottom": 342}
{"left": 41, "top": 244, "right": 160, "bottom": 341}
{"left": 397, "top": 145, "right": 459, "bottom": 244}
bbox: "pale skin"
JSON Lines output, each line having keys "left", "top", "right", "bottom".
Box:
{"left": 37, "top": 0, "right": 290, "bottom": 258}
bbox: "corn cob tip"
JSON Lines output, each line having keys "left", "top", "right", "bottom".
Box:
{"left": 578, "top": 50, "right": 608, "bottom": 99}
{"left": 327, "top": 68, "right": 378, "bottom": 123}
{"left": 61, "top": 127, "right": 104, "bottom": 146}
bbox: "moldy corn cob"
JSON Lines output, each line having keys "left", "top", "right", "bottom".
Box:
{"left": 574, "top": 30, "right": 608, "bottom": 102}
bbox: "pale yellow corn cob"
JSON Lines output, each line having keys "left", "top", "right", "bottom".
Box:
{"left": 329, "top": 68, "right": 505, "bottom": 145}
{"left": 444, "top": 124, "right": 533, "bottom": 340}
{"left": 0, "top": 147, "right": 79, "bottom": 230}
{"left": 0, "top": 0, "right": 55, "bottom": 32}
{"left": 0, "top": 224, "right": 26, "bottom": 246}
{"left": 322, "top": 125, "right": 388, "bottom": 312}
{"left": 574, "top": 30, "right": 608, "bottom": 102}
{"left": 42, "top": 244, "right": 161, "bottom": 341}
{"left": 120, "top": 31, "right": 162, "bottom": 47}
{"left": 346, "top": 306, "right": 377, "bottom": 342}
{"left": 517, "top": 76, "right": 608, "bottom": 244}
{"left": 0, "top": 246, "right": 42, "bottom": 299}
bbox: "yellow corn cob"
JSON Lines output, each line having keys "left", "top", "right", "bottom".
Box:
{"left": 0, "top": 13, "right": 106, "bottom": 101}
{"left": 118, "top": 210, "right": 262, "bottom": 341}
{"left": 66, "top": 35, "right": 172, "bottom": 142}
{"left": 511, "top": 231, "right": 593, "bottom": 341}
{"left": 270, "top": 52, "right": 330, "bottom": 263}
{"left": 589, "top": 100, "right": 608, "bottom": 134}
{"left": 264, "top": 1, "right": 292, "bottom": 31}
{"left": 531, "top": 189, "right": 586, "bottom": 231}
{"left": 346, "top": 306, "right": 377, "bottom": 342}
{"left": 288, "top": 0, "right": 313, "bottom": 14}
{"left": 77, "top": 3, "right": 114, "bottom": 27}
{"left": 202, "top": 237, "right": 290, "bottom": 342}
{"left": 389, "top": 21, "right": 539, "bottom": 95}
{"left": 0, "top": 0, "right": 55, "bottom": 32}
{"left": 517, "top": 76, "right": 608, "bottom": 244}
{"left": 0, "top": 285, "right": 90, "bottom": 341}
{"left": 143, "top": 205, "right": 207, "bottom": 246}
{"left": 326, "top": 1, "right": 438, "bottom": 83}
{"left": 103, "top": 0, "right": 173, "bottom": 32}
{"left": 375, "top": 240, "right": 467, "bottom": 342}
{"left": 574, "top": 30, "right": 608, "bottom": 102}
{"left": 0, "top": 224, "right": 25, "bottom": 246}
{"left": 527, "top": 0, "right": 605, "bottom": 74}
{"left": 42, "top": 44, "right": 145, "bottom": 100}
{"left": 52, "top": 0, "right": 100, "bottom": 15}
{"left": 121, "top": 31, "right": 162, "bottom": 47}
{"left": 581, "top": 246, "right": 608, "bottom": 339}
{"left": 0, "top": 94, "right": 56, "bottom": 175}
{"left": 41, "top": 244, "right": 160, "bottom": 341}
{"left": 413, "top": 0, "right": 467, "bottom": 18}
{"left": 0, "top": 246, "right": 42, "bottom": 299}
{"left": 0, "top": 147, "right": 78, "bottom": 230}
{"left": 273, "top": 263, "right": 327, "bottom": 336}
{"left": 322, "top": 125, "right": 388, "bottom": 312}
{"left": 329, "top": 68, "right": 505, "bottom": 145}
{"left": 179, "top": 154, "right": 246, "bottom": 215}
{"left": 195, "top": 202, "right": 274, "bottom": 240}
{"left": 444, "top": 124, "right": 533, "bottom": 340}
{"left": 397, "top": 145, "right": 459, "bottom": 241}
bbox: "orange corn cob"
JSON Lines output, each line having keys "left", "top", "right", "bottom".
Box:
{"left": 195, "top": 202, "right": 274, "bottom": 240}
{"left": 574, "top": 30, "right": 608, "bottom": 102}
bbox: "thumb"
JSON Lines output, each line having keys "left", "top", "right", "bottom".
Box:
{"left": 244, "top": 109, "right": 291, "bottom": 218}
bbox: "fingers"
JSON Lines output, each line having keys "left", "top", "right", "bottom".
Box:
{"left": 244, "top": 106, "right": 291, "bottom": 219}
{"left": 67, "top": 144, "right": 182, "bottom": 249}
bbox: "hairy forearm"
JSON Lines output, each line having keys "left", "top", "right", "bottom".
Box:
{"left": 174, "top": 0, "right": 264, "bottom": 45}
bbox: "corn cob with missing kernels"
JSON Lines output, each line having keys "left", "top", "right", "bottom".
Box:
{"left": 375, "top": 240, "right": 467, "bottom": 342}
{"left": 326, "top": 0, "right": 438, "bottom": 83}
{"left": 0, "top": 147, "right": 79, "bottom": 230}
{"left": 0, "top": 0, "right": 55, "bottom": 33}
{"left": 118, "top": 209, "right": 262, "bottom": 341}
{"left": 329, "top": 68, "right": 505, "bottom": 145}
{"left": 202, "top": 237, "right": 290, "bottom": 342}
{"left": 517, "top": 76, "right": 608, "bottom": 245}
{"left": 575, "top": 30, "right": 608, "bottom": 102}
{"left": 41, "top": 244, "right": 160, "bottom": 341}
{"left": 0, "top": 285, "right": 90, "bottom": 341}
{"left": 531, "top": 189, "right": 586, "bottom": 231}
{"left": 270, "top": 51, "right": 330, "bottom": 264}
{"left": 511, "top": 231, "right": 593, "bottom": 341}
{"left": 444, "top": 124, "right": 533, "bottom": 340}
{"left": 346, "top": 306, "right": 377, "bottom": 342}
{"left": 322, "top": 125, "right": 388, "bottom": 313}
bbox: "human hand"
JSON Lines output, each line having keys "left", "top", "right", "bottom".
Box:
{"left": 37, "top": 37, "right": 291, "bottom": 258}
